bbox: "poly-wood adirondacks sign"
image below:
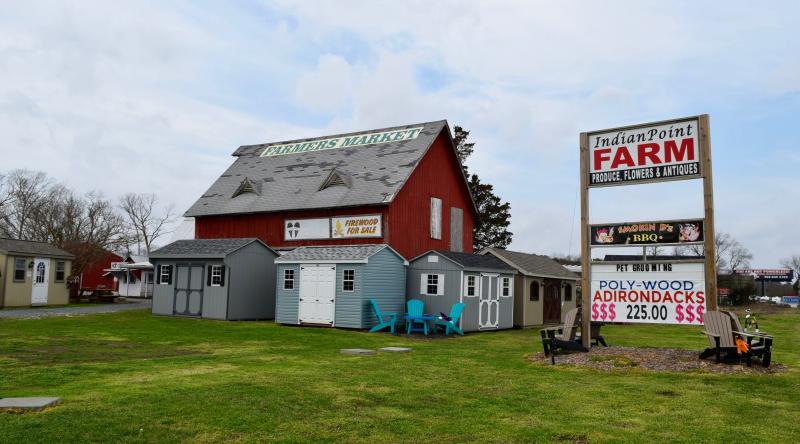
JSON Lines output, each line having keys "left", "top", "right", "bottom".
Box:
{"left": 579, "top": 115, "right": 717, "bottom": 347}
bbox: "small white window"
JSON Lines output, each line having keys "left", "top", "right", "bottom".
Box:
{"left": 343, "top": 269, "right": 355, "bottom": 292}
{"left": 502, "top": 277, "right": 511, "bottom": 297}
{"left": 421, "top": 273, "right": 444, "bottom": 296}
{"left": 284, "top": 269, "right": 295, "bottom": 290}
{"left": 430, "top": 197, "right": 442, "bottom": 239}
{"left": 465, "top": 275, "right": 476, "bottom": 297}
{"left": 159, "top": 265, "right": 172, "bottom": 285}
{"left": 210, "top": 265, "right": 224, "bottom": 287}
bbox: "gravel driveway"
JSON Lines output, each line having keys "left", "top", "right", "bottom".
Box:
{"left": 0, "top": 299, "right": 152, "bottom": 319}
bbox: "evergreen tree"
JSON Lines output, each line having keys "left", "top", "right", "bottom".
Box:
{"left": 452, "top": 125, "right": 513, "bottom": 250}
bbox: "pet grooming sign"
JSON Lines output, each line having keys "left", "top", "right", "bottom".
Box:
{"left": 579, "top": 115, "right": 717, "bottom": 336}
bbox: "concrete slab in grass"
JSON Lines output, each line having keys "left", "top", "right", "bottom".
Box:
{"left": 340, "top": 348, "right": 376, "bottom": 356}
{"left": 0, "top": 397, "right": 61, "bottom": 411}
{"left": 378, "top": 347, "right": 412, "bottom": 353}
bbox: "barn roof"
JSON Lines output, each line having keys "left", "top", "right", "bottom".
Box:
{"left": 412, "top": 250, "right": 515, "bottom": 272}
{"left": 150, "top": 238, "right": 274, "bottom": 258}
{"left": 185, "top": 120, "right": 475, "bottom": 217}
{"left": 0, "top": 238, "right": 74, "bottom": 259}
{"left": 481, "top": 248, "right": 578, "bottom": 279}
{"left": 275, "top": 244, "right": 405, "bottom": 264}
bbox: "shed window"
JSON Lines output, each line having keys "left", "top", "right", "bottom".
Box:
{"left": 208, "top": 265, "right": 225, "bottom": 287}
{"left": 502, "top": 277, "right": 511, "bottom": 297}
{"left": 465, "top": 275, "right": 476, "bottom": 297}
{"left": 55, "top": 261, "right": 66, "bottom": 282}
{"left": 343, "top": 269, "right": 355, "bottom": 292}
{"left": 421, "top": 273, "right": 444, "bottom": 296}
{"left": 564, "top": 283, "right": 572, "bottom": 301}
{"left": 14, "top": 258, "right": 26, "bottom": 281}
{"left": 530, "top": 281, "right": 540, "bottom": 301}
{"left": 284, "top": 269, "right": 295, "bottom": 290}
{"left": 35, "top": 262, "right": 46, "bottom": 283}
{"left": 430, "top": 197, "right": 442, "bottom": 239}
{"left": 158, "top": 265, "right": 173, "bottom": 285}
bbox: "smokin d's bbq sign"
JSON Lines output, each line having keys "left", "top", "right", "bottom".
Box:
{"left": 591, "top": 219, "right": 704, "bottom": 247}
{"left": 588, "top": 117, "right": 700, "bottom": 187}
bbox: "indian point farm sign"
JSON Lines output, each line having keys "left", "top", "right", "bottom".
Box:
{"left": 261, "top": 127, "right": 424, "bottom": 157}
{"left": 590, "top": 262, "right": 706, "bottom": 325}
{"left": 589, "top": 118, "right": 700, "bottom": 187}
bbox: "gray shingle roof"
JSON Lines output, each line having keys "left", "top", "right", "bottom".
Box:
{"left": 150, "top": 238, "right": 268, "bottom": 258}
{"left": 483, "top": 248, "right": 577, "bottom": 279}
{"left": 185, "top": 120, "right": 456, "bottom": 217}
{"left": 0, "top": 238, "right": 74, "bottom": 258}
{"left": 275, "top": 244, "right": 393, "bottom": 263}
{"left": 425, "top": 250, "right": 515, "bottom": 271}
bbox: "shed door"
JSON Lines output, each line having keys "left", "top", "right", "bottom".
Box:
{"left": 173, "top": 264, "right": 204, "bottom": 317}
{"left": 298, "top": 265, "right": 336, "bottom": 325}
{"left": 31, "top": 258, "right": 50, "bottom": 305}
{"left": 478, "top": 274, "right": 499, "bottom": 329}
{"left": 543, "top": 281, "right": 561, "bottom": 324}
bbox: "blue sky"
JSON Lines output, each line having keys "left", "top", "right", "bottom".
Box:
{"left": 1, "top": 1, "right": 798, "bottom": 266}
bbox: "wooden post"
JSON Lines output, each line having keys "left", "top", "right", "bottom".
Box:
{"left": 579, "top": 132, "right": 591, "bottom": 349}
{"left": 698, "top": 114, "right": 718, "bottom": 311}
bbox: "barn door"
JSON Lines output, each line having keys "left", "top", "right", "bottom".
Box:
{"left": 31, "top": 258, "right": 50, "bottom": 305}
{"left": 543, "top": 281, "right": 561, "bottom": 324}
{"left": 173, "top": 264, "right": 204, "bottom": 317}
{"left": 478, "top": 274, "right": 499, "bottom": 329}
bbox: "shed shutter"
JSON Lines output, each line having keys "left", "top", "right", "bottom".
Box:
{"left": 420, "top": 274, "right": 427, "bottom": 294}
{"left": 437, "top": 274, "right": 445, "bottom": 296}
{"left": 156, "top": 265, "right": 161, "bottom": 284}
{"left": 167, "top": 266, "right": 173, "bottom": 285}
{"left": 430, "top": 197, "right": 442, "bottom": 239}
{"left": 220, "top": 266, "right": 226, "bottom": 286}
{"left": 207, "top": 266, "right": 212, "bottom": 286}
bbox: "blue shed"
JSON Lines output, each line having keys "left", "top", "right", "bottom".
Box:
{"left": 274, "top": 244, "right": 407, "bottom": 329}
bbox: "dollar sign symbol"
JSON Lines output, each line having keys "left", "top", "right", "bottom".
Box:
{"left": 696, "top": 305, "right": 704, "bottom": 324}
{"left": 592, "top": 303, "right": 598, "bottom": 321}
{"left": 675, "top": 304, "right": 684, "bottom": 323}
{"left": 608, "top": 304, "right": 616, "bottom": 321}
{"left": 600, "top": 303, "right": 607, "bottom": 321}
{"left": 685, "top": 305, "right": 695, "bottom": 323}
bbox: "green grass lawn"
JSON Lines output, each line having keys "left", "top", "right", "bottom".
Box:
{"left": 1, "top": 308, "right": 799, "bottom": 443}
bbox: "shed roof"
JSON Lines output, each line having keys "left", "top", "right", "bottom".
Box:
{"left": 0, "top": 238, "right": 75, "bottom": 259}
{"left": 413, "top": 250, "right": 515, "bottom": 272}
{"left": 150, "top": 238, "right": 274, "bottom": 259}
{"left": 185, "top": 120, "right": 476, "bottom": 217}
{"left": 481, "top": 248, "right": 577, "bottom": 280}
{"left": 275, "top": 244, "right": 404, "bottom": 264}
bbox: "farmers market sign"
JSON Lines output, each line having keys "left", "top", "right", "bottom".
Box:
{"left": 261, "top": 127, "right": 424, "bottom": 157}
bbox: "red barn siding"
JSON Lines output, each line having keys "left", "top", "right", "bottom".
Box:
{"left": 194, "top": 129, "right": 476, "bottom": 259}
{"left": 80, "top": 251, "right": 122, "bottom": 291}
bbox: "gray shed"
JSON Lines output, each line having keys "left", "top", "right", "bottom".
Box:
{"left": 407, "top": 250, "right": 516, "bottom": 332}
{"left": 150, "top": 238, "right": 278, "bottom": 320}
{"left": 275, "top": 244, "right": 407, "bottom": 329}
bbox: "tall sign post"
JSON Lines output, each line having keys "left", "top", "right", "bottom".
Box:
{"left": 580, "top": 115, "right": 716, "bottom": 349}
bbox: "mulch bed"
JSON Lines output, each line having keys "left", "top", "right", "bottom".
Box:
{"left": 530, "top": 346, "right": 787, "bottom": 374}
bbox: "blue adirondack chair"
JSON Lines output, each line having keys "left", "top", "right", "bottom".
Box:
{"left": 406, "top": 299, "right": 428, "bottom": 335}
{"left": 434, "top": 303, "right": 465, "bottom": 336}
{"left": 368, "top": 299, "right": 397, "bottom": 334}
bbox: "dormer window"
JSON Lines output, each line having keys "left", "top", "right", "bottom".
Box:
{"left": 232, "top": 177, "right": 259, "bottom": 198}
{"left": 319, "top": 169, "right": 351, "bottom": 191}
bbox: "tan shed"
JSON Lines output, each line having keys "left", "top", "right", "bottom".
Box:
{"left": 0, "top": 238, "right": 74, "bottom": 307}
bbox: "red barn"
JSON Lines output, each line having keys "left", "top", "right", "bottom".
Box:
{"left": 186, "top": 120, "right": 477, "bottom": 259}
{"left": 79, "top": 250, "right": 123, "bottom": 293}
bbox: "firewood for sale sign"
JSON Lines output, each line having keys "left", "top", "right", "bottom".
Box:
{"left": 588, "top": 117, "right": 701, "bottom": 187}
{"left": 590, "top": 262, "right": 705, "bottom": 325}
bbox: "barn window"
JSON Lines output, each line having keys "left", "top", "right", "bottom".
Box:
{"left": 530, "top": 281, "right": 540, "bottom": 301}
{"left": 421, "top": 274, "right": 444, "bottom": 296}
{"left": 55, "top": 261, "right": 66, "bottom": 282}
{"left": 342, "top": 269, "right": 355, "bottom": 292}
{"left": 465, "top": 275, "right": 476, "bottom": 297}
{"left": 502, "top": 277, "right": 511, "bottom": 297}
{"left": 430, "top": 197, "right": 442, "bottom": 239}
{"left": 232, "top": 177, "right": 260, "bottom": 198}
{"left": 209, "top": 265, "right": 225, "bottom": 287}
{"left": 14, "top": 258, "right": 26, "bottom": 281}
{"left": 564, "top": 283, "right": 572, "bottom": 301}
{"left": 158, "top": 265, "right": 173, "bottom": 285}
{"left": 284, "top": 269, "right": 295, "bottom": 290}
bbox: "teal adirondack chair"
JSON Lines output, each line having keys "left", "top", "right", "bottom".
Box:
{"left": 406, "top": 299, "right": 428, "bottom": 335}
{"left": 435, "top": 303, "right": 465, "bottom": 336}
{"left": 368, "top": 299, "right": 397, "bottom": 334}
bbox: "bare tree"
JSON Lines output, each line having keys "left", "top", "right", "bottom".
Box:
{"left": 674, "top": 231, "right": 752, "bottom": 274}
{"left": 119, "top": 193, "right": 175, "bottom": 255}
{"left": 781, "top": 255, "right": 800, "bottom": 285}
{"left": 0, "top": 170, "right": 52, "bottom": 239}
